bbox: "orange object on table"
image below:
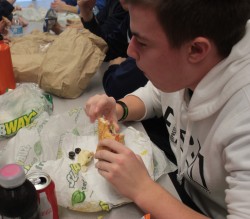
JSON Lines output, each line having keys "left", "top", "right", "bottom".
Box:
{"left": 142, "top": 214, "right": 151, "bottom": 219}
{"left": 0, "top": 37, "right": 16, "bottom": 95}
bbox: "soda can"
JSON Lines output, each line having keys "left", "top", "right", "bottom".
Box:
{"left": 27, "top": 172, "right": 59, "bottom": 219}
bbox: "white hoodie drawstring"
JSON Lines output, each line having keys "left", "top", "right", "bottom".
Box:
{"left": 176, "top": 91, "right": 193, "bottom": 184}
{"left": 177, "top": 120, "right": 193, "bottom": 184}
{"left": 175, "top": 99, "right": 182, "bottom": 184}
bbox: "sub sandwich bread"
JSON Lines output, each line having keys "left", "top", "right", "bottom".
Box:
{"left": 97, "top": 117, "right": 125, "bottom": 151}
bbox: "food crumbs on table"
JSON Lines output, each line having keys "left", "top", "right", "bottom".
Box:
{"left": 75, "top": 147, "right": 81, "bottom": 154}
{"left": 69, "top": 151, "right": 75, "bottom": 160}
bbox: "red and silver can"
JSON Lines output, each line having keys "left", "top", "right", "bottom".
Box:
{"left": 27, "top": 172, "right": 59, "bottom": 219}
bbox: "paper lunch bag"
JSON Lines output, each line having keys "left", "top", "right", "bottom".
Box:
{"left": 10, "top": 28, "right": 107, "bottom": 98}
{"left": 10, "top": 31, "right": 57, "bottom": 83}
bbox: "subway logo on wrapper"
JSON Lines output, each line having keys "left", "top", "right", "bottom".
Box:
{"left": 0, "top": 110, "right": 38, "bottom": 137}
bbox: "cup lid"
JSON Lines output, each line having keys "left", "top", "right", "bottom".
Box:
{"left": 0, "top": 164, "right": 25, "bottom": 188}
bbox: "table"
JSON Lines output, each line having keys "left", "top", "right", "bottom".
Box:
{"left": 1, "top": 1, "right": 180, "bottom": 218}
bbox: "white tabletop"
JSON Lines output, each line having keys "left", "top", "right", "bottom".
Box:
{"left": 2, "top": 1, "right": 180, "bottom": 218}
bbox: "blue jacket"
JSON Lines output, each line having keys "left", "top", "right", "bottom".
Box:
{"left": 95, "top": 0, "right": 105, "bottom": 11}
{"left": 103, "top": 57, "right": 148, "bottom": 100}
{"left": 100, "top": 14, "right": 148, "bottom": 99}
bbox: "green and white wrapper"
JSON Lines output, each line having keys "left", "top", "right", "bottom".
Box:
{"left": 0, "top": 108, "right": 176, "bottom": 212}
{"left": 0, "top": 83, "right": 53, "bottom": 138}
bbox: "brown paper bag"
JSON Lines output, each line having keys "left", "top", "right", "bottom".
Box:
{"left": 10, "top": 28, "right": 107, "bottom": 98}
{"left": 10, "top": 31, "right": 57, "bottom": 83}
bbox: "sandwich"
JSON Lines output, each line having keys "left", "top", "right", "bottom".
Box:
{"left": 97, "top": 117, "right": 125, "bottom": 151}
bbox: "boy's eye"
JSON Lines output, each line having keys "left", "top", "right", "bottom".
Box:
{"left": 135, "top": 38, "right": 147, "bottom": 47}
{"left": 138, "top": 41, "right": 147, "bottom": 47}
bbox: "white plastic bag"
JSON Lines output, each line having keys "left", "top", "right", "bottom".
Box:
{"left": 0, "top": 83, "right": 53, "bottom": 138}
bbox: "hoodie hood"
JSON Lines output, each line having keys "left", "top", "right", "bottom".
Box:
{"left": 175, "top": 20, "right": 250, "bottom": 183}
{"left": 188, "top": 20, "right": 250, "bottom": 121}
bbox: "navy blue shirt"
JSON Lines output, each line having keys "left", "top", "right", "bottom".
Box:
{"left": 0, "top": 0, "right": 14, "bottom": 21}
{"left": 81, "top": 0, "right": 128, "bottom": 61}
{"left": 103, "top": 57, "right": 148, "bottom": 100}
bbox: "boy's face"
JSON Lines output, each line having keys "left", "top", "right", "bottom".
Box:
{"left": 127, "top": 5, "right": 197, "bottom": 92}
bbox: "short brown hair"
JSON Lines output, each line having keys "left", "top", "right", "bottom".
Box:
{"left": 126, "top": 0, "right": 250, "bottom": 57}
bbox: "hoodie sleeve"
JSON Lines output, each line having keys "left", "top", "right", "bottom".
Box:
{"left": 220, "top": 108, "right": 250, "bottom": 218}
{"left": 130, "top": 81, "right": 162, "bottom": 120}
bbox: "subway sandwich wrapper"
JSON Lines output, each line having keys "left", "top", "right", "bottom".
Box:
{"left": 0, "top": 83, "right": 53, "bottom": 139}
{"left": 0, "top": 108, "right": 176, "bottom": 213}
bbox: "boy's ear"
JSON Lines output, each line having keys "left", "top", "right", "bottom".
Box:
{"left": 188, "top": 37, "right": 211, "bottom": 63}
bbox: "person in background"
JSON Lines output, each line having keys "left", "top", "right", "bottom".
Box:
{"left": 0, "top": 0, "right": 14, "bottom": 20}
{"left": 0, "top": 0, "right": 14, "bottom": 42}
{"left": 0, "top": 0, "right": 28, "bottom": 35}
{"left": 50, "top": 0, "right": 125, "bottom": 37}
{"left": 85, "top": 0, "right": 250, "bottom": 218}
{"left": 78, "top": 0, "right": 128, "bottom": 59}
{"left": 78, "top": 0, "right": 148, "bottom": 95}
{"left": 51, "top": 0, "right": 105, "bottom": 15}
{"left": 51, "top": 0, "right": 79, "bottom": 14}
{"left": 52, "top": 0, "right": 147, "bottom": 97}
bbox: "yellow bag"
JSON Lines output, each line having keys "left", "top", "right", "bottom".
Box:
{"left": 10, "top": 28, "right": 107, "bottom": 98}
